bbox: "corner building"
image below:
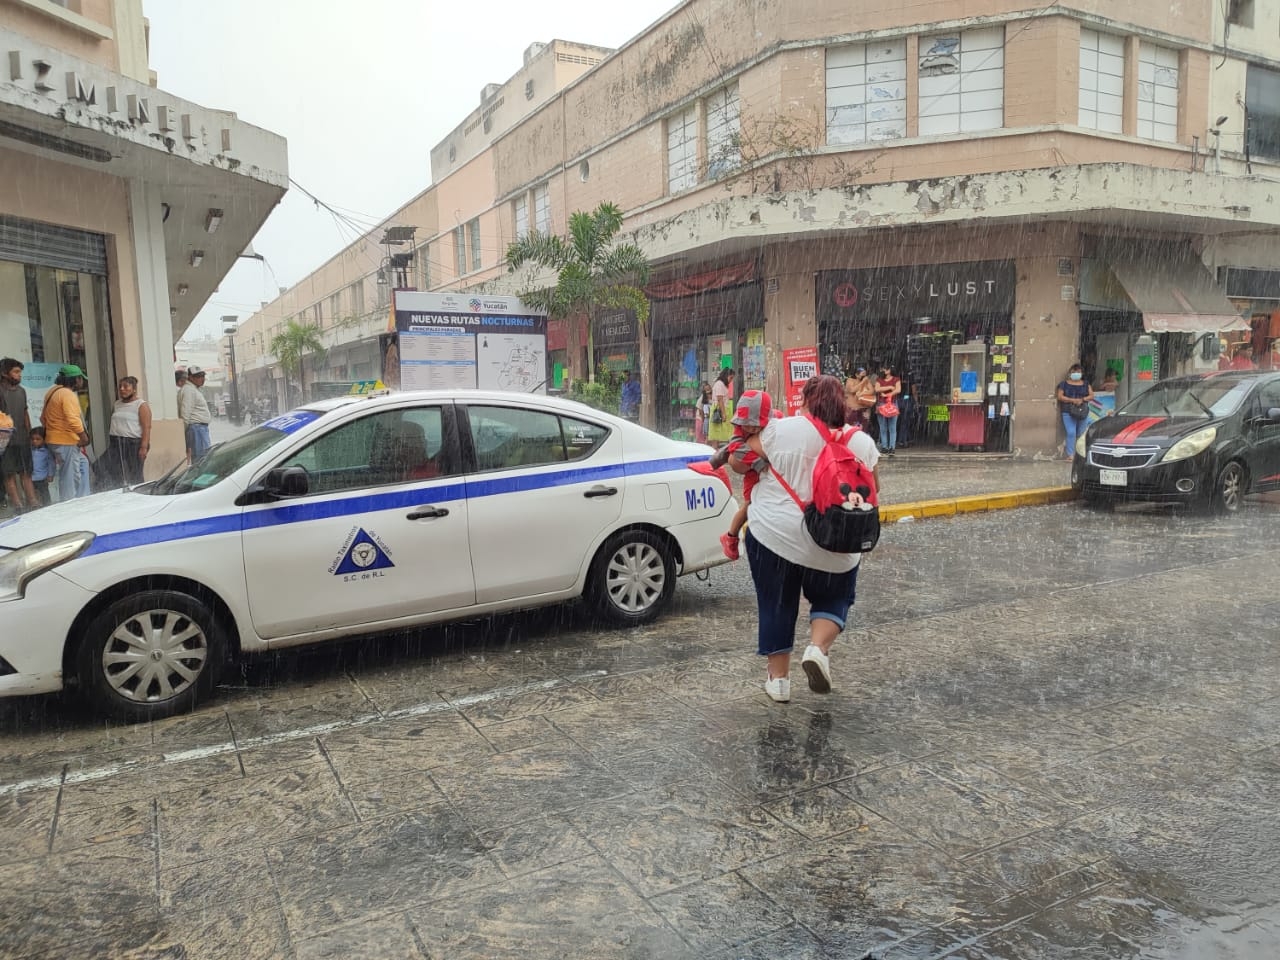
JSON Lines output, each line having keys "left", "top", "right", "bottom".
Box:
{"left": 241, "top": 1, "right": 1279, "bottom": 456}
{"left": 1, "top": 0, "right": 286, "bottom": 474}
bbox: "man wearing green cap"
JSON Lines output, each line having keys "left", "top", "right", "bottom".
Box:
{"left": 40, "top": 364, "right": 92, "bottom": 500}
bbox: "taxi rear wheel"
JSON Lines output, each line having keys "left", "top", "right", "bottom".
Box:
{"left": 586, "top": 530, "right": 676, "bottom": 626}
{"left": 78, "top": 590, "right": 225, "bottom": 721}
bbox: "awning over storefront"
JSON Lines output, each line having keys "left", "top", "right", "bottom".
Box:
{"left": 1105, "top": 251, "right": 1250, "bottom": 333}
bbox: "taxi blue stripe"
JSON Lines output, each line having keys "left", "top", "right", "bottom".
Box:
{"left": 80, "top": 455, "right": 709, "bottom": 557}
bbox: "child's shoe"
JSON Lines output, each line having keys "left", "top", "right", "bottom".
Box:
{"left": 719, "top": 532, "right": 740, "bottom": 561}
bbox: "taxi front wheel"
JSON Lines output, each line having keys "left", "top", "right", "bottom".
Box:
{"left": 586, "top": 530, "right": 676, "bottom": 626}
{"left": 78, "top": 590, "right": 226, "bottom": 721}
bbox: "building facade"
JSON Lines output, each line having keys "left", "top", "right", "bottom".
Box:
{"left": 1, "top": 0, "right": 287, "bottom": 475}
{"left": 239, "top": 1, "right": 1280, "bottom": 456}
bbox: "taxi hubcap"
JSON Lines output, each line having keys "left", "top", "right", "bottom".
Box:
{"left": 606, "top": 542, "right": 665, "bottom": 613}
{"left": 102, "top": 609, "right": 209, "bottom": 703}
{"left": 1221, "top": 465, "right": 1243, "bottom": 510}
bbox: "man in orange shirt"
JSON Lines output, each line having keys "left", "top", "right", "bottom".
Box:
{"left": 40, "top": 364, "right": 92, "bottom": 501}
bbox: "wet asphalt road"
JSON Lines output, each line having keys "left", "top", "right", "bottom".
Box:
{"left": 1, "top": 500, "right": 1278, "bottom": 959}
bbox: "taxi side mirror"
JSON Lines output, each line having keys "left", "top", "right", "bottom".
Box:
{"left": 263, "top": 465, "right": 309, "bottom": 498}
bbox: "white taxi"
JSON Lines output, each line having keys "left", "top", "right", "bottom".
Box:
{"left": 0, "top": 391, "right": 735, "bottom": 719}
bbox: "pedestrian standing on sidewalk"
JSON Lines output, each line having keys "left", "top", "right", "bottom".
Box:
{"left": 178, "top": 366, "right": 213, "bottom": 463}
{"left": 844, "top": 365, "right": 876, "bottom": 429}
{"left": 29, "top": 427, "right": 52, "bottom": 505}
{"left": 740, "top": 375, "right": 880, "bottom": 703}
{"left": 0, "top": 358, "right": 39, "bottom": 513}
{"left": 1056, "top": 363, "right": 1093, "bottom": 460}
{"left": 874, "top": 364, "right": 902, "bottom": 456}
{"left": 708, "top": 368, "right": 736, "bottom": 446}
{"left": 695, "top": 382, "right": 713, "bottom": 446}
{"left": 40, "top": 364, "right": 92, "bottom": 501}
{"left": 106, "top": 376, "right": 152, "bottom": 485}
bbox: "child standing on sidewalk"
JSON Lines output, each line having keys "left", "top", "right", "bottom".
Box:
{"left": 29, "top": 427, "right": 53, "bottom": 506}
{"left": 710, "top": 390, "right": 773, "bottom": 560}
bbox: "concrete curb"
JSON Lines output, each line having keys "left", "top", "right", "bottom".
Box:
{"left": 880, "top": 486, "right": 1077, "bottom": 523}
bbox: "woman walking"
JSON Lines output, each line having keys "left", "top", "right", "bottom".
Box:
{"left": 708, "top": 368, "right": 736, "bottom": 446}
{"left": 1056, "top": 362, "right": 1094, "bottom": 459}
{"left": 740, "top": 375, "right": 880, "bottom": 702}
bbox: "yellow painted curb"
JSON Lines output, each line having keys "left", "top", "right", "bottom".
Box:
{"left": 881, "top": 486, "right": 1076, "bottom": 523}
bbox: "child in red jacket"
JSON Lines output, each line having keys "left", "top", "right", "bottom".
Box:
{"left": 710, "top": 390, "right": 773, "bottom": 560}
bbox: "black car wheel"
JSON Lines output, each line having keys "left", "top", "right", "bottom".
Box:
{"left": 585, "top": 529, "right": 676, "bottom": 626}
{"left": 78, "top": 589, "right": 226, "bottom": 721}
{"left": 1209, "top": 460, "right": 1247, "bottom": 515}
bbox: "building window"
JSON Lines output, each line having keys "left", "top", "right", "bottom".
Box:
{"left": 514, "top": 194, "right": 529, "bottom": 239}
{"left": 826, "top": 40, "right": 907, "bottom": 145}
{"left": 1246, "top": 63, "right": 1280, "bottom": 159}
{"left": 414, "top": 243, "right": 430, "bottom": 290}
{"left": 311, "top": 304, "right": 321, "bottom": 326}
{"left": 1137, "top": 43, "right": 1179, "bottom": 143}
{"left": 1228, "top": 0, "right": 1254, "bottom": 27}
{"left": 467, "top": 218, "right": 481, "bottom": 271}
{"left": 348, "top": 281, "right": 364, "bottom": 317}
{"left": 454, "top": 226, "right": 466, "bottom": 276}
{"left": 1079, "top": 30, "right": 1125, "bottom": 134}
{"left": 705, "top": 83, "right": 741, "bottom": 178}
{"left": 328, "top": 292, "right": 342, "bottom": 326}
{"left": 918, "top": 27, "right": 1005, "bottom": 136}
{"left": 534, "top": 184, "right": 551, "bottom": 235}
{"left": 667, "top": 105, "right": 697, "bottom": 193}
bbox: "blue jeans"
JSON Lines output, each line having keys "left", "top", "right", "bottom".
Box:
{"left": 745, "top": 530, "right": 859, "bottom": 657}
{"left": 49, "top": 444, "right": 91, "bottom": 501}
{"left": 876, "top": 412, "right": 898, "bottom": 451}
{"left": 1061, "top": 410, "right": 1085, "bottom": 457}
{"left": 186, "top": 423, "right": 212, "bottom": 462}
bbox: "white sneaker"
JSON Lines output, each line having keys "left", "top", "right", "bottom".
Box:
{"left": 801, "top": 645, "right": 832, "bottom": 694}
{"left": 764, "top": 677, "right": 791, "bottom": 702}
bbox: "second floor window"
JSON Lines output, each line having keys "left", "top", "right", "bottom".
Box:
{"left": 667, "top": 105, "right": 697, "bottom": 193}
{"left": 467, "top": 218, "right": 481, "bottom": 271}
{"left": 1079, "top": 30, "right": 1125, "bottom": 134}
{"left": 826, "top": 40, "right": 907, "bottom": 145}
{"left": 918, "top": 27, "right": 1005, "bottom": 136}
{"left": 1137, "top": 43, "right": 1179, "bottom": 143}
{"left": 534, "top": 184, "right": 551, "bottom": 235}
{"left": 705, "top": 83, "right": 741, "bottom": 178}
{"left": 1246, "top": 63, "right": 1280, "bottom": 160}
{"left": 415, "top": 243, "right": 430, "bottom": 290}
{"left": 514, "top": 195, "right": 529, "bottom": 239}
{"left": 348, "top": 281, "right": 364, "bottom": 317}
{"left": 328, "top": 292, "right": 342, "bottom": 326}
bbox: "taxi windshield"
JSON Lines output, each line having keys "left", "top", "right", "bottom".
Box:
{"left": 147, "top": 425, "right": 293, "bottom": 496}
{"left": 1119, "top": 378, "right": 1253, "bottom": 419}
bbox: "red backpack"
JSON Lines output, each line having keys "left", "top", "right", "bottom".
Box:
{"left": 771, "top": 415, "right": 881, "bottom": 554}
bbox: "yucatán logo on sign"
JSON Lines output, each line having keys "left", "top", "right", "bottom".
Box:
{"left": 329, "top": 527, "right": 395, "bottom": 581}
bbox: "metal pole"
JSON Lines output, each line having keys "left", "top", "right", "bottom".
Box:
{"left": 228, "top": 333, "right": 241, "bottom": 425}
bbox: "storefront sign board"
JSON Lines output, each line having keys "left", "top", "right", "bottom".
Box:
{"left": 782, "top": 346, "right": 818, "bottom": 415}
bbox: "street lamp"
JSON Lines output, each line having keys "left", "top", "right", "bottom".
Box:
{"left": 221, "top": 315, "right": 241, "bottom": 425}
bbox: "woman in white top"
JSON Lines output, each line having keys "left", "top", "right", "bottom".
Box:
{"left": 106, "top": 376, "right": 152, "bottom": 485}
{"left": 742, "top": 375, "right": 880, "bottom": 702}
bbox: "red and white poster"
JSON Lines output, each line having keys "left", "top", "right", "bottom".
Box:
{"left": 782, "top": 346, "right": 818, "bottom": 415}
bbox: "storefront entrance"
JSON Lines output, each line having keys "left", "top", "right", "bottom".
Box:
{"left": 0, "top": 216, "right": 114, "bottom": 452}
{"left": 649, "top": 265, "right": 763, "bottom": 440}
{"left": 817, "top": 260, "right": 1016, "bottom": 451}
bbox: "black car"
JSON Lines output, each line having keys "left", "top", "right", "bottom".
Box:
{"left": 1073, "top": 371, "right": 1280, "bottom": 512}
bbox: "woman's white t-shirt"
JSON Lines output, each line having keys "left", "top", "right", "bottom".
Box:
{"left": 747, "top": 417, "right": 880, "bottom": 573}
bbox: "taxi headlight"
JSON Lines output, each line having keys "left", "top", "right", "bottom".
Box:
{"left": 1075, "top": 434, "right": 1088, "bottom": 457}
{"left": 1162, "top": 426, "right": 1217, "bottom": 464}
{"left": 0, "top": 531, "right": 95, "bottom": 602}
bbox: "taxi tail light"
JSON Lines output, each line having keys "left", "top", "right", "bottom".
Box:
{"left": 688, "top": 460, "right": 732, "bottom": 495}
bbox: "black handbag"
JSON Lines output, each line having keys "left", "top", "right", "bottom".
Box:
{"left": 1066, "top": 402, "right": 1088, "bottom": 420}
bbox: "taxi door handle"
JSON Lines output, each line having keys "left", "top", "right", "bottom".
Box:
{"left": 583, "top": 485, "right": 618, "bottom": 499}
{"left": 406, "top": 505, "right": 449, "bottom": 520}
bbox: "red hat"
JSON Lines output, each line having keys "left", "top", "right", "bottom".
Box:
{"left": 732, "top": 390, "right": 773, "bottom": 426}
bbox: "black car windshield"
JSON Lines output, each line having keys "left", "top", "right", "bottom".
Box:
{"left": 146, "top": 426, "right": 292, "bottom": 496}
{"left": 1119, "top": 379, "right": 1253, "bottom": 419}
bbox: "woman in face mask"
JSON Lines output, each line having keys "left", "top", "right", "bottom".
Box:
{"left": 1056, "top": 363, "right": 1094, "bottom": 460}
